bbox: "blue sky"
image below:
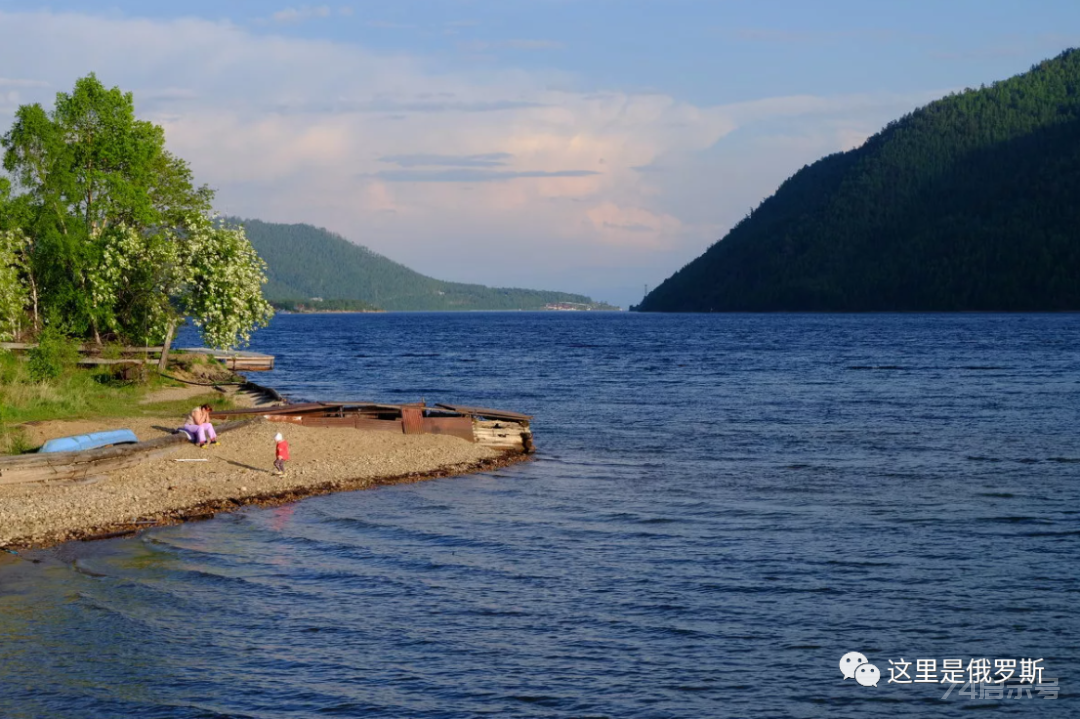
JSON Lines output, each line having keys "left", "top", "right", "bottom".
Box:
{"left": 0, "top": 1, "right": 1077, "bottom": 306}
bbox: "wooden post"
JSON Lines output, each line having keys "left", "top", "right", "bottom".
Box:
{"left": 158, "top": 321, "right": 176, "bottom": 372}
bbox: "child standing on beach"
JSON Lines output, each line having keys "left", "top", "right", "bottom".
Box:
{"left": 274, "top": 433, "right": 290, "bottom": 475}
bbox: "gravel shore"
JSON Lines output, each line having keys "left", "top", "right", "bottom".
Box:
{"left": 0, "top": 420, "right": 520, "bottom": 549}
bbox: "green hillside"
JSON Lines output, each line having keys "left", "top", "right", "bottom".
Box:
{"left": 234, "top": 219, "right": 616, "bottom": 311}
{"left": 638, "top": 49, "right": 1080, "bottom": 312}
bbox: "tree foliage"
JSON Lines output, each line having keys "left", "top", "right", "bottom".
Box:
{"left": 0, "top": 229, "right": 29, "bottom": 341}
{"left": 638, "top": 49, "right": 1080, "bottom": 312}
{"left": 0, "top": 74, "right": 271, "bottom": 347}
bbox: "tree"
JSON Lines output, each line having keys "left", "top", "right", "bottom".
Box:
{"left": 179, "top": 215, "right": 274, "bottom": 350}
{"left": 0, "top": 74, "right": 272, "bottom": 349}
{"left": 0, "top": 229, "right": 29, "bottom": 341}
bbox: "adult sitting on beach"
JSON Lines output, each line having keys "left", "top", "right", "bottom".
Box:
{"left": 182, "top": 404, "right": 219, "bottom": 448}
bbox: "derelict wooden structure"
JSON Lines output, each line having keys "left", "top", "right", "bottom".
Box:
{"left": 211, "top": 402, "right": 535, "bottom": 454}
{"left": 176, "top": 348, "right": 275, "bottom": 371}
{"left": 0, "top": 342, "right": 275, "bottom": 371}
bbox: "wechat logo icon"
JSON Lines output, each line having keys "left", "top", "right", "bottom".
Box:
{"left": 840, "top": 651, "right": 880, "bottom": 687}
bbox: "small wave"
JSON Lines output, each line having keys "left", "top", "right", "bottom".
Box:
{"left": 509, "top": 695, "right": 566, "bottom": 708}
{"left": 967, "top": 456, "right": 1059, "bottom": 464}
{"left": 667, "top": 684, "right": 715, "bottom": 692}
{"left": 71, "top": 560, "right": 109, "bottom": 578}
{"left": 462, "top": 607, "right": 531, "bottom": 617}
{"left": 975, "top": 516, "right": 1051, "bottom": 524}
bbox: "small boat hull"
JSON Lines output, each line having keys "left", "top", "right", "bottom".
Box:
{"left": 39, "top": 430, "right": 140, "bottom": 454}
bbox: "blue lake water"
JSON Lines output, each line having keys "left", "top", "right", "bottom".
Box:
{"left": 1, "top": 313, "right": 1078, "bottom": 718}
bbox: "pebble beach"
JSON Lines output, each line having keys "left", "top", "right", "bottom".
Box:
{"left": 0, "top": 419, "right": 517, "bottom": 549}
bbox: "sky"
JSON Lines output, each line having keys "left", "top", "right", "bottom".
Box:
{"left": 0, "top": 1, "right": 1078, "bottom": 307}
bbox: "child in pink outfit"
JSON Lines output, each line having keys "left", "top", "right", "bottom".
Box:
{"left": 274, "top": 433, "right": 290, "bottom": 475}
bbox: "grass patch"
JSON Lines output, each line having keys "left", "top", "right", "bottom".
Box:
{"left": 2, "top": 362, "right": 148, "bottom": 424}
{"left": 0, "top": 350, "right": 238, "bottom": 453}
{"left": 139, "top": 393, "right": 236, "bottom": 417}
{"left": 0, "top": 425, "right": 34, "bottom": 455}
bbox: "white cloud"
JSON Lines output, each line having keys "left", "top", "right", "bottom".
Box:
{"left": 365, "top": 20, "right": 415, "bottom": 29}
{"left": 271, "top": 5, "right": 354, "bottom": 24}
{"left": 0, "top": 77, "right": 49, "bottom": 88}
{"left": 460, "top": 39, "right": 565, "bottom": 52}
{"left": 0, "top": 9, "right": 929, "bottom": 307}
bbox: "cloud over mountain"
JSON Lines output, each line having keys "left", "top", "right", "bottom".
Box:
{"left": 0, "top": 9, "right": 926, "bottom": 306}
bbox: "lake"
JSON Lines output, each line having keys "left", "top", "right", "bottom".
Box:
{"left": 1, "top": 313, "right": 1078, "bottom": 717}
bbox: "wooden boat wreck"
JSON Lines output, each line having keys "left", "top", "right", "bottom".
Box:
{"left": 210, "top": 402, "right": 535, "bottom": 454}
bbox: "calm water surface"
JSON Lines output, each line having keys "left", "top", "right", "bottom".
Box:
{"left": 1, "top": 313, "right": 1078, "bottom": 718}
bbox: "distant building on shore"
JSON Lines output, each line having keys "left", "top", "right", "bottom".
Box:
{"left": 543, "top": 302, "right": 621, "bottom": 311}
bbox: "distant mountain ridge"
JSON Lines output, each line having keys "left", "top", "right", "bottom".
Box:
{"left": 638, "top": 49, "right": 1080, "bottom": 312}
{"left": 234, "top": 219, "right": 616, "bottom": 311}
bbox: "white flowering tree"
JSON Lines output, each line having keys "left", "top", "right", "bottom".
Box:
{"left": 177, "top": 214, "right": 274, "bottom": 350}
{"left": 83, "top": 213, "right": 273, "bottom": 352}
{"left": 1, "top": 74, "right": 273, "bottom": 352}
{"left": 0, "top": 229, "right": 29, "bottom": 341}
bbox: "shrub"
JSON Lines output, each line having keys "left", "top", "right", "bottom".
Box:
{"left": 27, "top": 328, "right": 80, "bottom": 383}
{"left": 0, "top": 349, "right": 24, "bottom": 385}
{"left": 101, "top": 342, "right": 125, "bottom": 360}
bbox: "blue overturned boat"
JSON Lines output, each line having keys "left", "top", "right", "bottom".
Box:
{"left": 39, "top": 429, "right": 140, "bottom": 454}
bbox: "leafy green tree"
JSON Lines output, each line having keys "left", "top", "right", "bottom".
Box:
{"left": 0, "top": 74, "right": 271, "bottom": 348}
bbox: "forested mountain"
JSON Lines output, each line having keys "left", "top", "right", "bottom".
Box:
{"left": 637, "top": 49, "right": 1080, "bottom": 312}
{"left": 235, "top": 219, "right": 616, "bottom": 311}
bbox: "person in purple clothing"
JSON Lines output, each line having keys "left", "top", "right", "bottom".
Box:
{"left": 181, "top": 404, "right": 218, "bottom": 448}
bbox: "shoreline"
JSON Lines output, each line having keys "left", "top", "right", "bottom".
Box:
{"left": 1, "top": 451, "right": 529, "bottom": 552}
{"left": 0, "top": 419, "right": 532, "bottom": 551}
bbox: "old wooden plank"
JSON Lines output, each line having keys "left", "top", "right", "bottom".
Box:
{"left": 435, "top": 404, "right": 533, "bottom": 422}
{"left": 77, "top": 358, "right": 157, "bottom": 366}
{"left": 1, "top": 342, "right": 166, "bottom": 353}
